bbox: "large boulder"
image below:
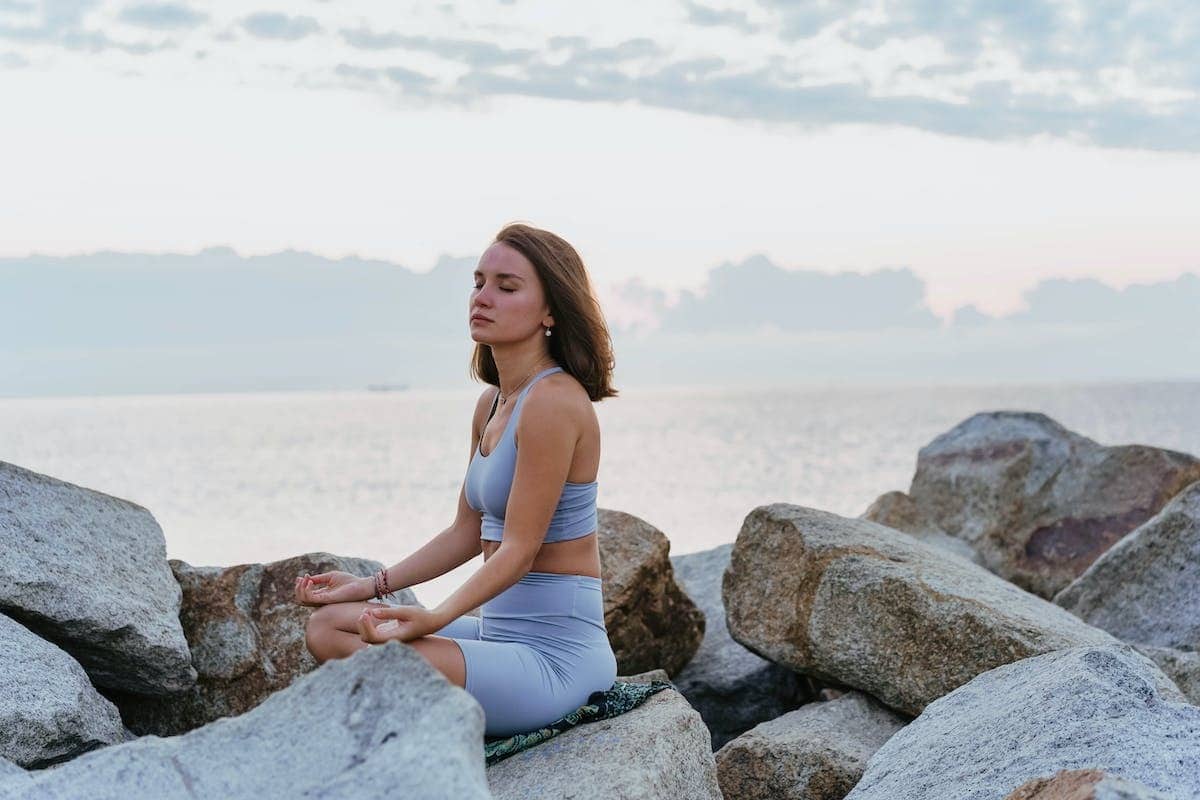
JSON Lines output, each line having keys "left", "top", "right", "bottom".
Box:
{"left": 1004, "top": 770, "right": 1173, "bottom": 799}
{"left": 723, "top": 503, "right": 1118, "bottom": 715}
{"left": 486, "top": 668, "right": 722, "bottom": 800}
{"left": 0, "top": 460, "right": 196, "bottom": 694}
{"left": 0, "top": 760, "right": 25, "bottom": 793}
{"left": 0, "top": 642, "right": 491, "bottom": 800}
{"left": 1054, "top": 481, "right": 1200, "bottom": 651}
{"left": 1134, "top": 645, "right": 1200, "bottom": 706}
{"left": 671, "top": 543, "right": 810, "bottom": 749}
{"left": 598, "top": 508, "right": 705, "bottom": 677}
{"left": 715, "top": 691, "right": 907, "bottom": 800}
{"left": 906, "top": 412, "right": 1200, "bottom": 598}
{"left": 104, "top": 552, "right": 418, "bottom": 736}
{"left": 0, "top": 613, "right": 125, "bottom": 768}
{"left": 844, "top": 645, "right": 1198, "bottom": 800}
{"left": 860, "top": 491, "right": 981, "bottom": 565}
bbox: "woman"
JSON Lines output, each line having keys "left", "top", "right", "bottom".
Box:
{"left": 294, "top": 222, "right": 619, "bottom": 737}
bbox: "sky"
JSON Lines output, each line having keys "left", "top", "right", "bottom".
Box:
{"left": 1, "top": 0, "right": 1198, "bottom": 321}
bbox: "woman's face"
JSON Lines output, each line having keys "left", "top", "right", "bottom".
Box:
{"left": 469, "top": 242, "right": 551, "bottom": 344}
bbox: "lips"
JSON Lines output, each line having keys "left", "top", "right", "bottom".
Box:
{"left": 470, "top": 314, "right": 493, "bottom": 323}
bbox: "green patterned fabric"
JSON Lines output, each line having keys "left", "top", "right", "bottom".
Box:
{"left": 482, "top": 680, "right": 674, "bottom": 766}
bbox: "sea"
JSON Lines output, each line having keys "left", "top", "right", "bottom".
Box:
{"left": 2, "top": 381, "right": 1198, "bottom": 607}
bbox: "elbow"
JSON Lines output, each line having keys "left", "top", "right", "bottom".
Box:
{"left": 497, "top": 541, "right": 539, "bottom": 577}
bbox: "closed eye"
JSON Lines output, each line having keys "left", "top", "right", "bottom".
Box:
{"left": 473, "top": 284, "right": 515, "bottom": 292}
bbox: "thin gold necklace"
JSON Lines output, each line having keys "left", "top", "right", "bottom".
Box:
{"left": 498, "top": 360, "right": 555, "bottom": 405}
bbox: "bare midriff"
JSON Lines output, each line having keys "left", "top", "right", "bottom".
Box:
{"left": 482, "top": 530, "right": 601, "bottom": 579}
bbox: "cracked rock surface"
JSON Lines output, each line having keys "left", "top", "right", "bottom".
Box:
{"left": 0, "top": 642, "right": 490, "bottom": 800}
{"left": 0, "top": 460, "right": 195, "bottom": 695}
{"left": 723, "top": 503, "right": 1119, "bottom": 715}
{"left": 0, "top": 613, "right": 124, "bottom": 768}
{"left": 844, "top": 645, "right": 1199, "bottom": 800}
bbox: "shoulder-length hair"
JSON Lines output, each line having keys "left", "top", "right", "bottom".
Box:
{"left": 470, "top": 222, "right": 618, "bottom": 402}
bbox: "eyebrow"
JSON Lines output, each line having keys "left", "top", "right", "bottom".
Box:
{"left": 473, "top": 270, "right": 525, "bottom": 281}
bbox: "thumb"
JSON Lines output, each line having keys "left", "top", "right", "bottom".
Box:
{"left": 369, "top": 606, "right": 407, "bottom": 620}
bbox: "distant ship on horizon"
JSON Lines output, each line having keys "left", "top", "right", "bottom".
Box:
{"left": 366, "top": 383, "right": 410, "bottom": 392}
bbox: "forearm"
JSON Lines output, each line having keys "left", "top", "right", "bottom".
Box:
{"left": 383, "top": 525, "right": 482, "bottom": 592}
{"left": 430, "top": 545, "right": 531, "bottom": 626}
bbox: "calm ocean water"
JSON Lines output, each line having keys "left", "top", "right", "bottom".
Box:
{"left": 2, "top": 381, "right": 1198, "bottom": 607}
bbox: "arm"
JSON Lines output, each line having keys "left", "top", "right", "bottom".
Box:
{"left": 430, "top": 388, "right": 578, "bottom": 626}
{"left": 374, "top": 388, "right": 497, "bottom": 594}
{"left": 380, "top": 487, "right": 482, "bottom": 592}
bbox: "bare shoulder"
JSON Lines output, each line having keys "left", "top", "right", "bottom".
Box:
{"left": 518, "top": 372, "right": 596, "bottom": 435}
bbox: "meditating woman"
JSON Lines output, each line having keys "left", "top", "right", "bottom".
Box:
{"left": 294, "top": 222, "right": 619, "bottom": 738}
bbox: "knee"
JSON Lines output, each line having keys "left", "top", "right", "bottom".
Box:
{"left": 304, "top": 609, "right": 330, "bottom": 659}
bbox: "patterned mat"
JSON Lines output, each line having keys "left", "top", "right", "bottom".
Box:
{"left": 483, "top": 679, "right": 675, "bottom": 766}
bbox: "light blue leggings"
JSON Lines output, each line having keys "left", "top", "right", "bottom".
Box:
{"left": 390, "top": 571, "right": 618, "bottom": 738}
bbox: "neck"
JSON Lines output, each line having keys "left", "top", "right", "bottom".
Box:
{"left": 491, "top": 341, "right": 555, "bottom": 397}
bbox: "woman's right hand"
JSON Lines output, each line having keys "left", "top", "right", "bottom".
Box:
{"left": 294, "top": 571, "right": 372, "bottom": 606}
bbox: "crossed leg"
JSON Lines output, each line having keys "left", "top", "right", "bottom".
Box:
{"left": 304, "top": 600, "right": 468, "bottom": 688}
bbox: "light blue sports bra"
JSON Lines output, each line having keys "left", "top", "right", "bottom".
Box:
{"left": 464, "top": 365, "right": 599, "bottom": 543}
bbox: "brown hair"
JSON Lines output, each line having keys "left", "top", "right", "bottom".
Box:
{"left": 470, "top": 222, "right": 618, "bottom": 402}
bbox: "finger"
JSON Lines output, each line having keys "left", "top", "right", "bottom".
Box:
{"left": 367, "top": 607, "right": 402, "bottom": 620}
{"left": 358, "top": 610, "right": 378, "bottom": 643}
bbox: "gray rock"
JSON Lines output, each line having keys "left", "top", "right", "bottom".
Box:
{"left": 844, "top": 645, "right": 1199, "bottom": 800}
{"left": 1135, "top": 645, "right": 1200, "bottom": 706}
{"left": 105, "top": 552, "right": 419, "bottom": 736}
{"left": 0, "top": 642, "right": 490, "bottom": 800}
{"left": 907, "top": 412, "right": 1200, "bottom": 598}
{"left": 598, "top": 508, "right": 705, "bottom": 677}
{"left": 0, "top": 613, "right": 125, "bottom": 768}
{"left": 860, "top": 491, "right": 982, "bottom": 565}
{"left": 0, "top": 460, "right": 196, "bottom": 695}
{"left": 715, "top": 691, "right": 908, "bottom": 800}
{"left": 0, "top": 759, "right": 26, "bottom": 790}
{"left": 1055, "top": 481, "right": 1200, "bottom": 651}
{"left": 723, "top": 503, "right": 1118, "bottom": 715}
{"left": 1004, "top": 769, "right": 1174, "bottom": 799}
{"left": 487, "top": 670, "right": 721, "bottom": 800}
{"left": 671, "top": 543, "right": 809, "bottom": 750}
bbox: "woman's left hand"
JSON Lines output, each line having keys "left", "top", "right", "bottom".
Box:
{"left": 357, "top": 605, "right": 444, "bottom": 644}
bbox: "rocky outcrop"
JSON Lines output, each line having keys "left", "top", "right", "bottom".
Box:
{"left": 0, "top": 460, "right": 196, "bottom": 695}
{"left": 715, "top": 691, "right": 907, "bottom": 800}
{"left": 1004, "top": 769, "right": 1173, "bottom": 800}
{"left": 906, "top": 412, "right": 1200, "bottom": 598}
{"left": 103, "top": 552, "right": 419, "bottom": 736}
{"left": 0, "top": 642, "right": 491, "bottom": 800}
{"left": 723, "top": 503, "right": 1117, "bottom": 715}
{"left": 1135, "top": 645, "right": 1200, "bottom": 706}
{"left": 0, "top": 613, "right": 125, "bottom": 768}
{"left": 860, "top": 490, "right": 980, "bottom": 565}
{"left": 671, "top": 543, "right": 810, "bottom": 749}
{"left": 1054, "top": 481, "right": 1200, "bottom": 651}
{"left": 486, "top": 669, "right": 722, "bottom": 800}
{"left": 844, "top": 645, "right": 1198, "bottom": 800}
{"left": 598, "top": 508, "right": 705, "bottom": 677}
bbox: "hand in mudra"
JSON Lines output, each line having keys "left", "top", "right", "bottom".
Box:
{"left": 357, "top": 605, "right": 442, "bottom": 644}
{"left": 294, "top": 571, "right": 367, "bottom": 606}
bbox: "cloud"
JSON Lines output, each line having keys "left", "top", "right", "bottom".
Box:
{"left": 240, "top": 12, "right": 320, "bottom": 41}
{"left": 0, "top": 49, "right": 28, "bottom": 66}
{"left": 339, "top": 26, "right": 536, "bottom": 67}
{"left": 6, "top": 1, "right": 1200, "bottom": 151}
{"left": 0, "top": 0, "right": 174, "bottom": 53}
{"left": 117, "top": 2, "right": 206, "bottom": 31}
{"left": 966, "top": 273, "right": 1200, "bottom": 327}
{"left": 656, "top": 254, "right": 940, "bottom": 333}
{"left": 2, "top": 248, "right": 1197, "bottom": 396}
{"left": 333, "top": 62, "right": 437, "bottom": 94}
{"left": 682, "top": 1, "right": 758, "bottom": 34}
